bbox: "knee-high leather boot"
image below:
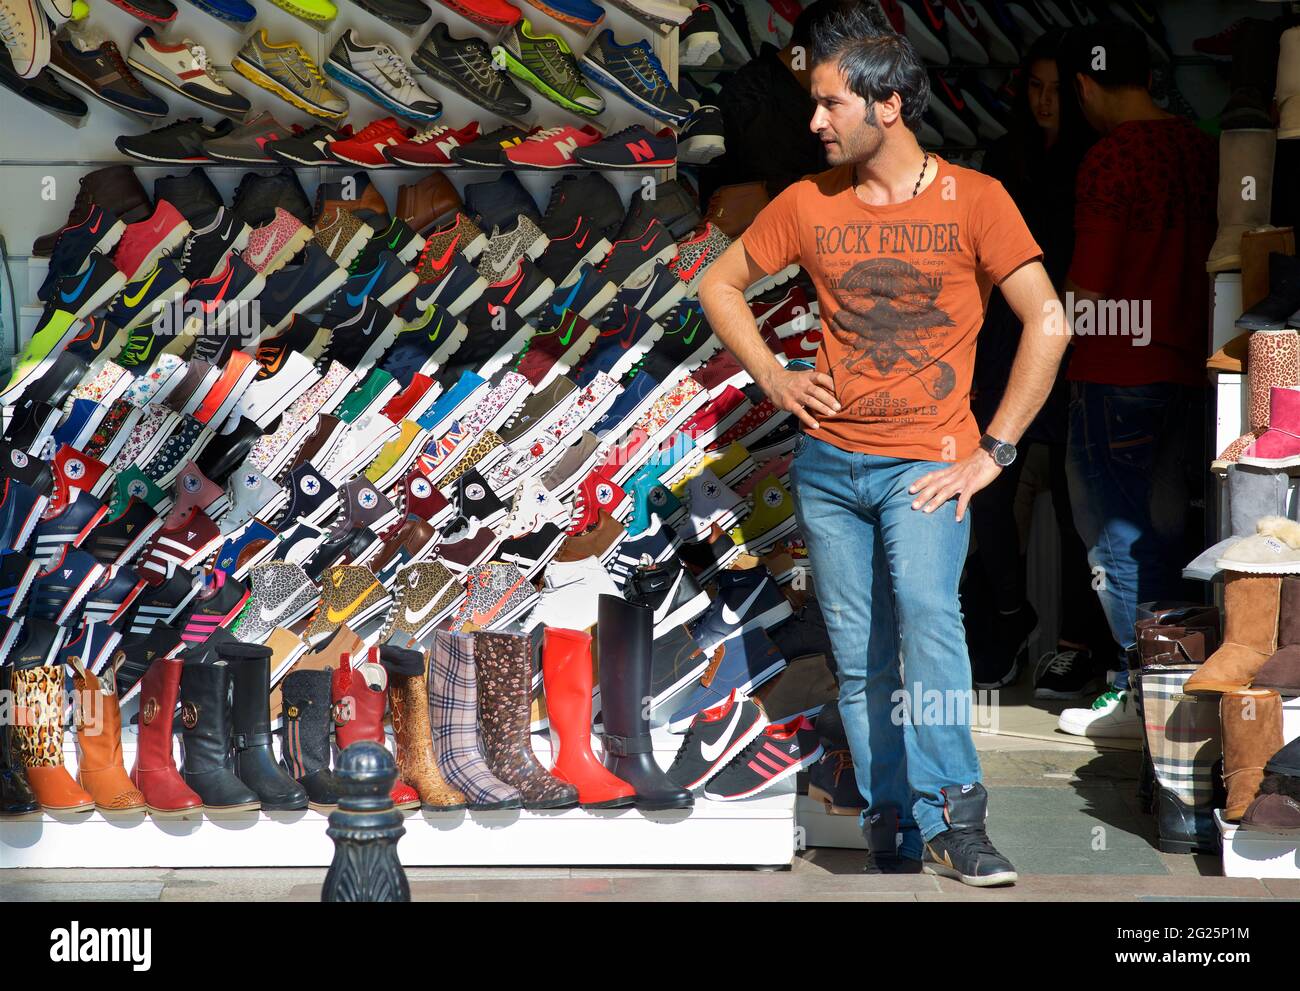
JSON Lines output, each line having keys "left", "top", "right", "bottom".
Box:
{"left": 225, "top": 641, "right": 308, "bottom": 811}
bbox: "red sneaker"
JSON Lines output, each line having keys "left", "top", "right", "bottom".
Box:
{"left": 328, "top": 117, "right": 415, "bottom": 168}
{"left": 431, "top": 0, "right": 521, "bottom": 27}
{"left": 49, "top": 445, "right": 112, "bottom": 519}
{"left": 504, "top": 124, "right": 604, "bottom": 169}
{"left": 382, "top": 373, "right": 439, "bottom": 422}
{"left": 385, "top": 121, "right": 482, "bottom": 167}
{"left": 569, "top": 469, "right": 629, "bottom": 532}
{"left": 114, "top": 200, "right": 192, "bottom": 283}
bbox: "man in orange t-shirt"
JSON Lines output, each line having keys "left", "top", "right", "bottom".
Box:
{"left": 700, "top": 6, "right": 1068, "bottom": 887}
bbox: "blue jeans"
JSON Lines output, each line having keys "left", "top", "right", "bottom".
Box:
{"left": 789, "top": 435, "right": 982, "bottom": 854}
{"left": 1065, "top": 383, "right": 1199, "bottom": 691}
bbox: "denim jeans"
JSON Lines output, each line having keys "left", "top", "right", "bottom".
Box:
{"left": 789, "top": 434, "right": 982, "bottom": 853}
{"left": 1065, "top": 382, "right": 1201, "bottom": 691}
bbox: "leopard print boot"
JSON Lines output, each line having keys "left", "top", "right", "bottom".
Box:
{"left": 1216, "top": 329, "right": 1300, "bottom": 467}
{"left": 387, "top": 650, "right": 467, "bottom": 811}
{"left": 12, "top": 665, "right": 95, "bottom": 813}
{"left": 474, "top": 631, "right": 578, "bottom": 810}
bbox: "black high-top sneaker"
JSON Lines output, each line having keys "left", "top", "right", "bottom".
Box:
{"left": 921, "top": 783, "right": 1018, "bottom": 886}
{"left": 154, "top": 168, "right": 224, "bottom": 227}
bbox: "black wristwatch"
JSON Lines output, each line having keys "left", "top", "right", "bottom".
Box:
{"left": 979, "top": 433, "right": 1017, "bottom": 467}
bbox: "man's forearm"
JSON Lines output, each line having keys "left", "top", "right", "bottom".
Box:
{"left": 984, "top": 298, "right": 1070, "bottom": 445}
{"left": 699, "top": 279, "right": 786, "bottom": 393}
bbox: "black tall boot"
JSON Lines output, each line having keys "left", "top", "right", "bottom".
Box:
{"left": 597, "top": 594, "right": 692, "bottom": 811}
{"left": 0, "top": 664, "right": 39, "bottom": 817}
{"left": 180, "top": 659, "right": 260, "bottom": 811}
{"left": 280, "top": 669, "right": 340, "bottom": 811}
{"left": 224, "top": 642, "right": 308, "bottom": 811}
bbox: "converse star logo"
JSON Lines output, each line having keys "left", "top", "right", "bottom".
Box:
{"left": 65, "top": 460, "right": 85, "bottom": 479}
{"left": 244, "top": 473, "right": 260, "bottom": 489}
{"left": 703, "top": 482, "right": 719, "bottom": 499}
{"left": 649, "top": 487, "right": 666, "bottom": 506}
{"left": 763, "top": 487, "right": 783, "bottom": 508}
{"left": 301, "top": 475, "right": 320, "bottom": 495}
{"left": 129, "top": 480, "right": 148, "bottom": 498}
{"left": 183, "top": 474, "right": 201, "bottom": 493}
{"left": 466, "top": 484, "right": 485, "bottom": 501}
{"left": 358, "top": 488, "right": 378, "bottom": 509}
{"left": 533, "top": 492, "right": 546, "bottom": 505}
{"left": 595, "top": 483, "right": 613, "bottom": 503}
{"left": 411, "top": 478, "right": 431, "bottom": 499}
{"left": 10, "top": 450, "right": 27, "bottom": 468}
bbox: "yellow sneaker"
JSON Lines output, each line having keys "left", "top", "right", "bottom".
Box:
{"left": 268, "top": 0, "right": 337, "bottom": 20}
{"left": 668, "top": 441, "right": 754, "bottom": 498}
{"left": 364, "top": 419, "right": 428, "bottom": 492}
{"left": 728, "top": 475, "right": 798, "bottom": 553}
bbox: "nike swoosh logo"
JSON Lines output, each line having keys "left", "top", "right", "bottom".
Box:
{"left": 326, "top": 228, "right": 343, "bottom": 256}
{"left": 700, "top": 702, "right": 743, "bottom": 761}
{"left": 61, "top": 267, "right": 95, "bottom": 304}
{"left": 326, "top": 585, "right": 378, "bottom": 623}
{"left": 681, "top": 316, "right": 699, "bottom": 345}
{"left": 558, "top": 316, "right": 576, "bottom": 347}
{"left": 718, "top": 583, "right": 767, "bottom": 626}
{"left": 575, "top": 230, "right": 589, "bottom": 250}
{"left": 432, "top": 239, "right": 457, "bottom": 271}
{"left": 676, "top": 254, "right": 705, "bottom": 283}
{"left": 469, "top": 573, "right": 527, "bottom": 627}
{"left": 259, "top": 594, "right": 302, "bottom": 623}
{"left": 403, "top": 596, "right": 442, "bottom": 624}
{"left": 201, "top": 267, "right": 235, "bottom": 313}
{"left": 551, "top": 272, "right": 584, "bottom": 317}
{"left": 89, "top": 213, "right": 102, "bottom": 235}
{"left": 766, "top": 11, "right": 775, "bottom": 32}
{"left": 248, "top": 237, "right": 276, "bottom": 267}
{"left": 124, "top": 268, "right": 160, "bottom": 307}
{"left": 923, "top": 0, "right": 943, "bottom": 30}
{"left": 347, "top": 267, "right": 384, "bottom": 308}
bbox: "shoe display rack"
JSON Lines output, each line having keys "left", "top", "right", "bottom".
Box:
{"left": 1, "top": 0, "right": 679, "bottom": 340}
{"left": 0, "top": 724, "right": 797, "bottom": 867}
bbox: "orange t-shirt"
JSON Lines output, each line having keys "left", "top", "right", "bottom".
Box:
{"left": 741, "top": 158, "right": 1042, "bottom": 462}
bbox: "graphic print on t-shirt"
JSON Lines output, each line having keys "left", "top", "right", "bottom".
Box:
{"left": 741, "top": 160, "right": 1042, "bottom": 461}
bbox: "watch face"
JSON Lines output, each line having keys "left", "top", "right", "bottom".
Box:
{"left": 994, "top": 444, "right": 1016, "bottom": 467}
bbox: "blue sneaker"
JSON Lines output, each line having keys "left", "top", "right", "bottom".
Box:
{"left": 626, "top": 477, "right": 681, "bottom": 538}
{"left": 543, "top": 263, "right": 617, "bottom": 323}
{"left": 572, "top": 303, "right": 663, "bottom": 386}
{"left": 51, "top": 399, "right": 105, "bottom": 452}
{"left": 32, "top": 488, "right": 109, "bottom": 565}
{"left": 417, "top": 369, "right": 488, "bottom": 437}
{"left": 185, "top": 0, "right": 256, "bottom": 22}
{"left": 608, "top": 515, "right": 681, "bottom": 589}
{"left": 82, "top": 565, "right": 146, "bottom": 627}
{"left": 0, "top": 478, "right": 50, "bottom": 555}
{"left": 525, "top": 0, "right": 605, "bottom": 28}
{"left": 666, "top": 627, "right": 788, "bottom": 732}
{"left": 214, "top": 520, "right": 277, "bottom": 577}
{"left": 579, "top": 30, "right": 693, "bottom": 124}
{"left": 28, "top": 547, "right": 106, "bottom": 627}
{"left": 57, "top": 620, "right": 122, "bottom": 678}
{"left": 591, "top": 369, "right": 663, "bottom": 440}
{"left": 0, "top": 550, "right": 39, "bottom": 619}
{"left": 688, "top": 566, "right": 794, "bottom": 653}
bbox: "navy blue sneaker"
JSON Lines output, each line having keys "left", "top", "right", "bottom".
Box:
{"left": 0, "top": 550, "right": 39, "bottom": 618}
{"left": 317, "top": 296, "right": 402, "bottom": 376}
{"left": 183, "top": 0, "right": 256, "bottom": 22}
{"left": 27, "top": 547, "right": 107, "bottom": 626}
{"left": 666, "top": 626, "right": 787, "bottom": 732}
{"left": 0, "top": 443, "right": 53, "bottom": 496}
{"left": 276, "top": 464, "right": 340, "bottom": 530}
{"left": 406, "top": 251, "right": 485, "bottom": 317}
{"left": 573, "top": 303, "right": 663, "bottom": 386}
{"left": 607, "top": 515, "right": 681, "bottom": 589}
{"left": 8, "top": 617, "right": 66, "bottom": 670}
{"left": 46, "top": 254, "right": 128, "bottom": 321}
{"left": 37, "top": 204, "right": 127, "bottom": 304}
{"left": 32, "top": 489, "right": 110, "bottom": 566}
{"left": 84, "top": 497, "right": 164, "bottom": 567}
{"left": 591, "top": 368, "right": 661, "bottom": 440}
{"left": 113, "top": 620, "right": 186, "bottom": 701}
{"left": 120, "top": 568, "right": 202, "bottom": 638}
{"left": 57, "top": 620, "right": 122, "bottom": 679}
{"left": 260, "top": 243, "right": 349, "bottom": 335}
{"left": 0, "top": 478, "right": 49, "bottom": 554}
{"left": 331, "top": 249, "right": 418, "bottom": 311}
{"left": 52, "top": 400, "right": 106, "bottom": 453}
{"left": 612, "top": 259, "right": 686, "bottom": 322}
{"left": 689, "top": 565, "right": 793, "bottom": 652}
{"left": 105, "top": 257, "right": 190, "bottom": 333}
{"left": 578, "top": 31, "right": 692, "bottom": 124}
{"left": 213, "top": 519, "right": 276, "bottom": 577}
{"left": 381, "top": 305, "right": 467, "bottom": 387}
{"left": 542, "top": 263, "right": 617, "bottom": 322}
{"left": 82, "top": 564, "right": 147, "bottom": 627}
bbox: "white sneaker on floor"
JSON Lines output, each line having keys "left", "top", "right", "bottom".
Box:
{"left": 1057, "top": 688, "right": 1142, "bottom": 740}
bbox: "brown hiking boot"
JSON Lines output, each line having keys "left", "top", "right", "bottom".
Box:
{"left": 703, "top": 181, "right": 769, "bottom": 238}
{"left": 396, "top": 172, "right": 461, "bottom": 236}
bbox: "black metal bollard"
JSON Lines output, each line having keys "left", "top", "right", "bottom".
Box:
{"left": 322, "top": 741, "right": 410, "bottom": 903}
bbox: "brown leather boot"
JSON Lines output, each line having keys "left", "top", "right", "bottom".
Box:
{"left": 1220, "top": 688, "right": 1283, "bottom": 820}
{"left": 33, "top": 165, "right": 152, "bottom": 256}
{"left": 386, "top": 646, "right": 467, "bottom": 810}
{"left": 12, "top": 666, "right": 95, "bottom": 813}
{"left": 1253, "top": 574, "right": 1300, "bottom": 693}
{"left": 316, "top": 181, "right": 388, "bottom": 227}
{"left": 1187, "top": 574, "right": 1281, "bottom": 693}
{"left": 396, "top": 173, "right": 461, "bottom": 236}
{"left": 73, "top": 667, "right": 145, "bottom": 814}
{"left": 704, "top": 182, "right": 769, "bottom": 238}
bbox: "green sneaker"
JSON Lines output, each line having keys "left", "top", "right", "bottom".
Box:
{"left": 336, "top": 367, "right": 397, "bottom": 423}
{"left": 0, "top": 307, "right": 82, "bottom": 403}
{"left": 111, "top": 465, "right": 169, "bottom": 515}
{"left": 492, "top": 20, "right": 604, "bottom": 116}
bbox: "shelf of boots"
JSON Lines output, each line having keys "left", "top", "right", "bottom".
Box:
{"left": 0, "top": 726, "right": 797, "bottom": 869}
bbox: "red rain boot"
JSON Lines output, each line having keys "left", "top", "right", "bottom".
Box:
{"left": 333, "top": 651, "right": 422, "bottom": 811}
{"left": 130, "top": 655, "right": 203, "bottom": 817}
{"left": 542, "top": 627, "right": 636, "bottom": 808}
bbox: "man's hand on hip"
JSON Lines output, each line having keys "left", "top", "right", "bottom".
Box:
{"left": 759, "top": 367, "right": 841, "bottom": 431}
{"left": 908, "top": 449, "right": 1001, "bottom": 522}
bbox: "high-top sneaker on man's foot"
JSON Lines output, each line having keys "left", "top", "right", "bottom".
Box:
{"left": 921, "top": 782, "right": 1018, "bottom": 887}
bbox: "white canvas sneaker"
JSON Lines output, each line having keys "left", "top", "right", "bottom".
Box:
{"left": 684, "top": 467, "right": 744, "bottom": 541}
{"left": 1057, "top": 688, "right": 1142, "bottom": 740}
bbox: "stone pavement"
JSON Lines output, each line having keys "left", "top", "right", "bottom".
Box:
{"left": 3, "top": 726, "right": 1297, "bottom": 901}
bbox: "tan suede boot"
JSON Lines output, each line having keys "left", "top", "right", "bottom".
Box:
{"left": 1207, "top": 128, "right": 1276, "bottom": 273}
{"left": 1220, "top": 688, "right": 1283, "bottom": 820}
{"left": 73, "top": 667, "right": 145, "bottom": 814}
{"left": 1186, "top": 574, "right": 1281, "bottom": 693}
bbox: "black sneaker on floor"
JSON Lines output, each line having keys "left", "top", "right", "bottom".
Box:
{"left": 231, "top": 168, "right": 312, "bottom": 230}
{"left": 970, "top": 601, "right": 1037, "bottom": 690}
{"left": 116, "top": 117, "right": 235, "bottom": 165}
{"left": 1032, "top": 646, "right": 1101, "bottom": 699}
{"left": 154, "top": 168, "right": 224, "bottom": 228}
{"left": 666, "top": 689, "right": 768, "bottom": 790}
{"left": 921, "top": 783, "right": 1018, "bottom": 887}
{"left": 701, "top": 715, "right": 822, "bottom": 801}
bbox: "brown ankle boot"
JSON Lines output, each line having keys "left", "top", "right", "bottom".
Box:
{"left": 1252, "top": 574, "right": 1300, "bottom": 693}
{"left": 12, "top": 666, "right": 95, "bottom": 813}
{"left": 388, "top": 653, "right": 467, "bottom": 811}
{"left": 1220, "top": 688, "right": 1283, "bottom": 820}
{"left": 396, "top": 173, "right": 461, "bottom": 236}
{"left": 73, "top": 668, "right": 145, "bottom": 814}
{"left": 1186, "top": 574, "right": 1281, "bottom": 693}
{"left": 703, "top": 182, "right": 769, "bottom": 238}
